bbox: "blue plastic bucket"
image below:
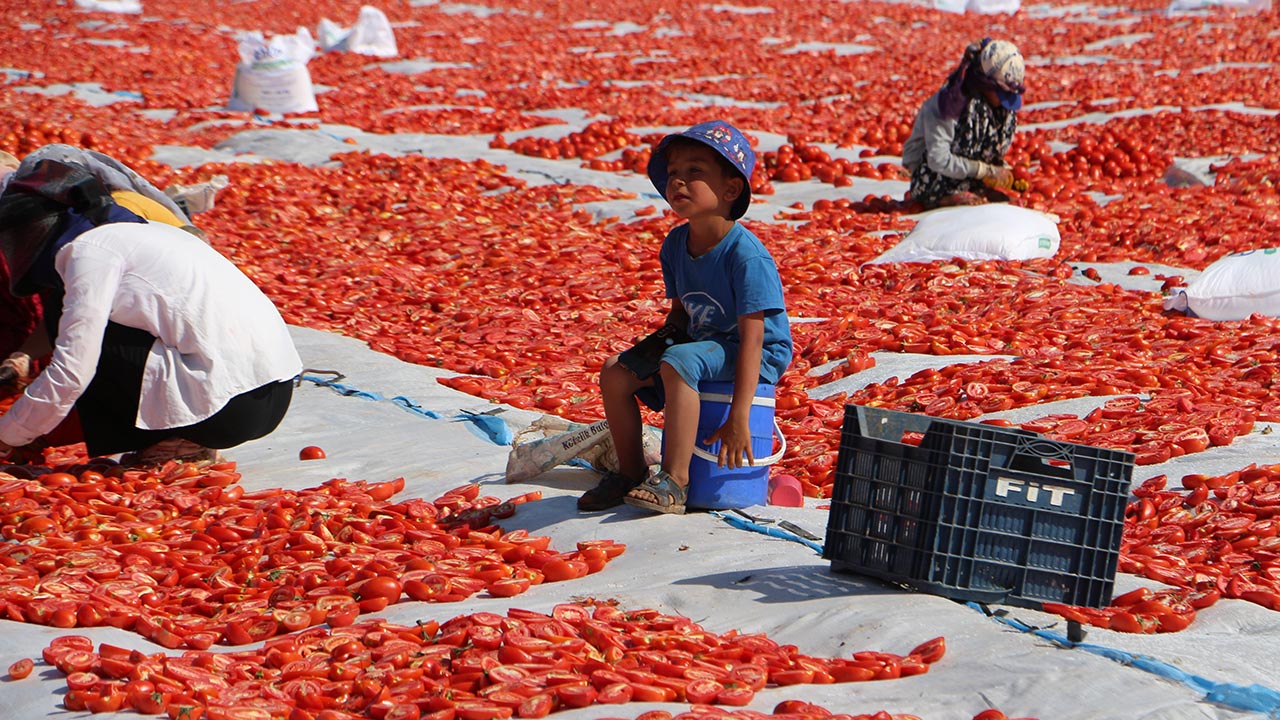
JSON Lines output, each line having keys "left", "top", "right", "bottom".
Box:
{"left": 685, "top": 381, "right": 784, "bottom": 510}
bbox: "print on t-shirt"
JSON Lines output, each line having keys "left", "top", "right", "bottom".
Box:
{"left": 683, "top": 291, "right": 728, "bottom": 337}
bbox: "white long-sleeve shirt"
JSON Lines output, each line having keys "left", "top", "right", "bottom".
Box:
{"left": 0, "top": 221, "right": 302, "bottom": 447}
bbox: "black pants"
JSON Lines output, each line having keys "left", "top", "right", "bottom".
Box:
{"left": 76, "top": 323, "right": 294, "bottom": 456}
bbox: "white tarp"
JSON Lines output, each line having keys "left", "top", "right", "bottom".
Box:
{"left": 8, "top": 325, "right": 1276, "bottom": 719}
{"left": 934, "top": 0, "right": 1022, "bottom": 14}
{"left": 73, "top": 0, "right": 142, "bottom": 13}
{"left": 1168, "top": 0, "right": 1270, "bottom": 12}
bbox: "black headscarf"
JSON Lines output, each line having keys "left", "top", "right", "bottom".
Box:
{"left": 0, "top": 159, "right": 129, "bottom": 296}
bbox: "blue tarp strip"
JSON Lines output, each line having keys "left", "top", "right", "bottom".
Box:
{"left": 454, "top": 411, "right": 515, "bottom": 446}
{"left": 968, "top": 602, "right": 1280, "bottom": 717}
{"left": 299, "top": 373, "right": 513, "bottom": 446}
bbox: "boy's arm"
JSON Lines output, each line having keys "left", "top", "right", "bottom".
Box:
{"left": 665, "top": 299, "right": 689, "bottom": 333}
{"left": 705, "top": 311, "right": 765, "bottom": 468}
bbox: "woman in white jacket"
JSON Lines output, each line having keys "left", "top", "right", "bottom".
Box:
{"left": 0, "top": 159, "right": 301, "bottom": 464}
{"left": 901, "top": 39, "right": 1026, "bottom": 210}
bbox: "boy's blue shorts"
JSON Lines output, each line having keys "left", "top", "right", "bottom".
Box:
{"left": 633, "top": 339, "right": 740, "bottom": 411}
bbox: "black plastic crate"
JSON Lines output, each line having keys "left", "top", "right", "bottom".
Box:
{"left": 824, "top": 405, "right": 1134, "bottom": 609}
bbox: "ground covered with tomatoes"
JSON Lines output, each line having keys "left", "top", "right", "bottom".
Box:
{"left": 1, "top": 0, "right": 1279, "bottom": 719}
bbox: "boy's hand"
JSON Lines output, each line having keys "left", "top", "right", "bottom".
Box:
{"left": 704, "top": 417, "right": 754, "bottom": 469}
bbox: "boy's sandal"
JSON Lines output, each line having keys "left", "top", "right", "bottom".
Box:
{"left": 578, "top": 470, "right": 642, "bottom": 512}
{"left": 623, "top": 470, "right": 687, "bottom": 515}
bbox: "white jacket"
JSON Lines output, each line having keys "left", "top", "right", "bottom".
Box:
{"left": 0, "top": 221, "right": 301, "bottom": 446}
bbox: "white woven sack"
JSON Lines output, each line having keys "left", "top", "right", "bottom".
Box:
{"left": 318, "top": 6, "right": 398, "bottom": 57}
{"left": 317, "top": 18, "right": 348, "bottom": 53}
{"left": 1163, "top": 248, "right": 1280, "bottom": 321}
{"left": 348, "top": 6, "right": 398, "bottom": 57}
{"left": 227, "top": 28, "right": 319, "bottom": 114}
{"left": 866, "top": 204, "right": 1060, "bottom": 265}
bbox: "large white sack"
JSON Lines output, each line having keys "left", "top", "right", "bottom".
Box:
{"left": 349, "top": 7, "right": 398, "bottom": 57}
{"left": 318, "top": 6, "right": 398, "bottom": 57}
{"left": 1162, "top": 248, "right": 1280, "bottom": 320}
{"left": 227, "top": 28, "right": 319, "bottom": 114}
{"left": 866, "top": 204, "right": 1060, "bottom": 265}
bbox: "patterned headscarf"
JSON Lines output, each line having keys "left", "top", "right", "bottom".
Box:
{"left": 937, "top": 38, "right": 1025, "bottom": 120}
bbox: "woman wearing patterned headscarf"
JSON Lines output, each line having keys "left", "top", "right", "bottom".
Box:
{"left": 901, "top": 38, "right": 1026, "bottom": 210}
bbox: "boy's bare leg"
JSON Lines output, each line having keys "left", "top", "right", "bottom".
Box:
{"left": 626, "top": 362, "right": 698, "bottom": 508}
{"left": 656, "top": 361, "right": 698, "bottom": 488}
{"left": 599, "top": 356, "right": 647, "bottom": 481}
{"left": 579, "top": 356, "right": 652, "bottom": 512}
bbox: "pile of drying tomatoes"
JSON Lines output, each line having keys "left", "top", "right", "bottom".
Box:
{"left": 0, "top": 428, "right": 1019, "bottom": 716}
{"left": 0, "top": 0, "right": 1276, "bottom": 701}
{"left": 500, "top": 120, "right": 649, "bottom": 165}
{"left": 0, "top": 459, "right": 619, "bottom": 651}
{"left": 23, "top": 594, "right": 950, "bottom": 718}
{"left": 1042, "top": 462, "right": 1280, "bottom": 631}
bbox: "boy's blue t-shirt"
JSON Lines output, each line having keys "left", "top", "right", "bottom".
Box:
{"left": 659, "top": 222, "right": 793, "bottom": 383}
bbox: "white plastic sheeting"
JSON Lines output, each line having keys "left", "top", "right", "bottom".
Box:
{"left": 934, "top": 0, "right": 1022, "bottom": 14}
{"left": 1168, "top": 0, "right": 1271, "bottom": 13}
{"left": 73, "top": 0, "right": 142, "bottom": 13}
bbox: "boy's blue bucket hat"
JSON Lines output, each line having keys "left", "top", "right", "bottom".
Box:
{"left": 647, "top": 120, "right": 755, "bottom": 220}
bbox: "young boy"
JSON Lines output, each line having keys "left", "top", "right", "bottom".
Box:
{"left": 577, "top": 121, "right": 792, "bottom": 514}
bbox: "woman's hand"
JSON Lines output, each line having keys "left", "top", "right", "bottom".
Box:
{"left": 0, "top": 352, "right": 31, "bottom": 384}
{"left": 0, "top": 440, "right": 14, "bottom": 460}
{"left": 977, "top": 162, "right": 1015, "bottom": 189}
{"left": 704, "top": 417, "right": 755, "bottom": 469}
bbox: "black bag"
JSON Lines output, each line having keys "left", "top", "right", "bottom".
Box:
{"left": 617, "top": 324, "right": 692, "bottom": 379}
